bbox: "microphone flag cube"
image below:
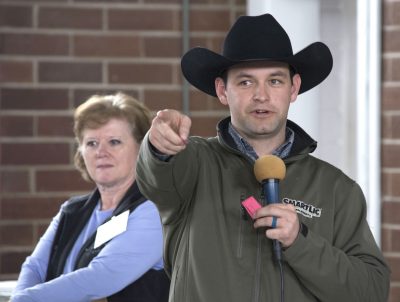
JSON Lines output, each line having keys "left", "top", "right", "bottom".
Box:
{"left": 241, "top": 196, "right": 262, "bottom": 219}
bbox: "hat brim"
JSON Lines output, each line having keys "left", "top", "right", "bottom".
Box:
{"left": 181, "top": 42, "right": 333, "bottom": 97}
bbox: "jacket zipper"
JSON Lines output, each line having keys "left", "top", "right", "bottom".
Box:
{"left": 237, "top": 193, "right": 247, "bottom": 258}
{"left": 253, "top": 190, "right": 265, "bottom": 302}
{"left": 253, "top": 227, "right": 263, "bottom": 302}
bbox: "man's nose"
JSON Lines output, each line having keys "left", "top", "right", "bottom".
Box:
{"left": 253, "top": 84, "right": 269, "bottom": 102}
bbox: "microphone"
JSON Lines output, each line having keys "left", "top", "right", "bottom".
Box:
{"left": 254, "top": 155, "right": 286, "bottom": 261}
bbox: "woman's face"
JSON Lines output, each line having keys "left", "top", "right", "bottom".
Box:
{"left": 80, "top": 118, "right": 139, "bottom": 189}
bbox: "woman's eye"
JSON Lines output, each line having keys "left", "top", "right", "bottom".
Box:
{"left": 110, "top": 139, "right": 121, "bottom": 146}
{"left": 86, "top": 140, "right": 97, "bottom": 147}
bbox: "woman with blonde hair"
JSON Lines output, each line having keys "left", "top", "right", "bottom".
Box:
{"left": 12, "top": 93, "right": 169, "bottom": 302}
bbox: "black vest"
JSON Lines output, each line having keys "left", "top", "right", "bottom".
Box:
{"left": 45, "top": 182, "right": 170, "bottom": 302}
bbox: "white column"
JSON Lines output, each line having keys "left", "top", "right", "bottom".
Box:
{"left": 247, "top": 0, "right": 321, "bottom": 156}
{"left": 356, "top": 0, "right": 382, "bottom": 244}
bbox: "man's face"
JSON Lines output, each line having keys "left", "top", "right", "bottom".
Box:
{"left": 215, "top": 61, "right": 301, "bottom": 144}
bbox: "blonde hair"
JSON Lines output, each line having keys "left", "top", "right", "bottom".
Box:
{"left": 73, "top": 92, "right": 152, "bottom": 182}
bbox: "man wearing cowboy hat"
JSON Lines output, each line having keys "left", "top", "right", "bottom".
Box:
{"left": 136, "top": 13, "right": 390, "bottom": 302}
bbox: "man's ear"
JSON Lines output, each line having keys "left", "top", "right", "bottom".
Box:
{"left": 290, "top": 74, "right": 302, "bottom": 103}
{"left": 215, "top": 78, "right": 228, "bottom": 105}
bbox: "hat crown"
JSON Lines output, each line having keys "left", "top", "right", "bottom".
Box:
{"left": 180, "top": 13, "right": 333, "bottom": 97}
{"left": 222, "top": 14, "right": 294, "bottom": 61}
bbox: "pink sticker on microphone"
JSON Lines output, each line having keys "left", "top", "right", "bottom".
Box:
{"left": 241, "top": 196, "right": 262, "bottom": 219}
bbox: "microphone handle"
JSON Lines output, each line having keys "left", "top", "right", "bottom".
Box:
{"left": 262, "top": 179, "right": 282, "bottom": 262}
{"left": 262, "top": 179, "right": 280, "bottom": 205}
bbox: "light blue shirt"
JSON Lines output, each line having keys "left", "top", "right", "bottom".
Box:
{"left": 11, "top": 200, "right": 164, "bottom": 302}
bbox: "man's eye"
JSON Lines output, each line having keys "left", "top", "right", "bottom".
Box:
{"left": 239, "top": 80, "right": 252, "bottom": 86}
{"left": 271, "top": 79, "right": 282, "bottom": 85}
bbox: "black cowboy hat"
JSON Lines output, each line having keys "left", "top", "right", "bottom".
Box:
{"left": 181, "top": 13, "right": 333, "bottom": 97}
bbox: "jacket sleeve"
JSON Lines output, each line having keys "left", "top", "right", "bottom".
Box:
{"left": 11, "top": 201, "right": 164, "bottom": 302}
{"left": 283, "top": 181, "right": 390, "bottom": 302}
{"left": 136, "top": 133, "right": 200, "bottom": 225}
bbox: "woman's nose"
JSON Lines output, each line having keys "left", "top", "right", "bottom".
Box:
{"left": 96, "top": 141, "right": 108, "bottom": 156}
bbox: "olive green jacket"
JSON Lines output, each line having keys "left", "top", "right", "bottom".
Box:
{"left": 136, "top": 117, "right": 390, "bottom": 302}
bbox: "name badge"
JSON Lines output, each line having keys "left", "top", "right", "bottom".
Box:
{"left": 94, "top": 210, "right": 129, "bottom": 248}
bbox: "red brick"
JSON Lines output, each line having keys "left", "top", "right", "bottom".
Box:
{"left": 39, "top": 62, "right": 102, "bottom": 83}
{"left": 209, "top": 36, "right": 226, "bottom": 53}
{"left": 382, "top": 58, "right": 392, "bottom": 82}
{"left": 72, "top": 89, "right": 140, "bottom": 108}
{"left": 382, "top": 115, "right": 390, "bottom": 139}
{"left": 143, "top": 37, "right": 181, "bottom": 58}
{"left": 187, "top": 36, "right": 225, "bottom": 53}
{"left": 0, "top": 88, "right": 69, "bottom": 110}
{"left": 109, "top": 63, "right": 174, "bottom": 84}
{"left": 0, "top": 61, "right": 32, "bottom": 83}
{"left": 36, "top": 170, "right": 93, "bottom": 192}
{"left": 383, "top": 2, "right": 400, "bottom": 26}
{"left": 386, "top": 256, "right": 400, "bottom": 282}
{"left": 382, "top": 201, "right": 400, "bottom": 224}
{"left": 189, "top": 37, "right": 209, "bottom": 49}
{"left": 388, "top": 285, "right": 400, "bottom": 302}
{"left": 0, "top": 170, "right": 30, "bottom": 193}
{"left": 390, "top": 115, "right": 400, "bottom": 139}
{"left": 0, "top": 224, "right": 33, "bottom": 246}
{"left": 391, "top": 173, "right": 400, "bottom": 197}
{"left": 190, "top": 9, "right": 231, "bottom": 31}
{"left": 189, "top": 90, "right": 226, "bottom": 111}
{"left": 190, "top": 0, "right": 229, "bottom": 3}
{"left": 383, "top": 58, "right": 400, "bottom": 82}
{"left": 37, "top": 116, "right": 74, "bottom": 137}
{"left": 382, "top": 144, "right": 400, "bottom": 168}
{"left": 383, "top": 29, "right": 400, "bottom": 53}
{"left": 143, "top": 90, "right": 182, "bottom": 111}
{"left": 109, "top": 9, "right": 176, "bottom": 30}
{"left": 1, "top": 143, "right": 70, "bottom": 165}
{"left": 144, "top": 0, "right": 180, "bottom": 3}
{"left": 382, "top": 172, "right": 391, "bottom": 196}
{"left": 0, "top": 251, "right": 30, "bottom": 274}
{"left": 74, "top": 35, "right": 141, "bottom": 57}
{"left": 190, "top": 116, "right": 222, "bottom": 137}
{"left": 75, "top": 0, "right": 139, "bottom": 2}
{"left": 38, "top": 7, "right": 102, "bottom": 29}
{"left": 0, "top": 116, "right": 34, "bottom": 137}
{"left": 381, "top": 227, "right": 391, "bottom": 252}
{"left": 36, "top": 223, "right": 51, "bottom": 241}
{"left": 0, "top": 5, "right": 32, "bottom": 27}
{"left": 392, "top": 228, "right": 400, "bottom": 252}
{"left": 381, "top": 227, "right": 400, "bottom": 253}
{"left": 382, "top": 86, "right": 400, "bottom": 111}
{"left": 382, "top": 114, "right": 400, "bottom": 140}
{"left": 0, "top": 33, "right": 69, "bottom": 56}
{"left": 1, "top": 196, "right": 64, "bottom": 220}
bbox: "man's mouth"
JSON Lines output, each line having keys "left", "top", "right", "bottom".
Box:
{"left": 252, "top": 109, "right": 272, "bottom": 116}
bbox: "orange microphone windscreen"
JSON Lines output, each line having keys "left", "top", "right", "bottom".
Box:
{"left": 254, "top": 155, "right": 286, "bottom": 182}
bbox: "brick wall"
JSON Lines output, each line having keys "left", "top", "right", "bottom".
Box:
{"left": 1, "top": 0, "right": 399, "bottom": 301}
{"left": 0, "top": 0, "right": 244, "bottom": 280}
{"left": 382, "top": 1, "right": 400, "bottom": 301}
